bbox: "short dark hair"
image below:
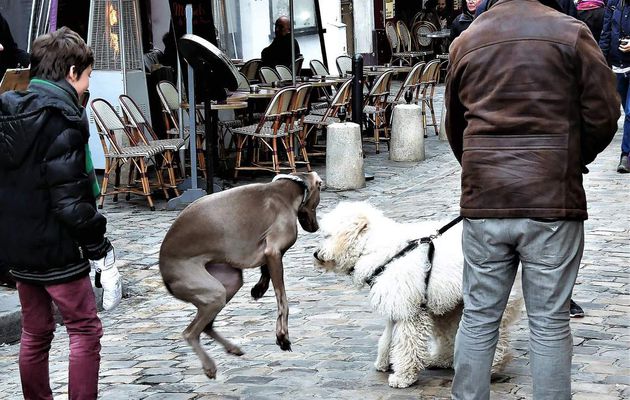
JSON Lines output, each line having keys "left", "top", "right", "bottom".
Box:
{"left": 30, "top": 27, "right": 94, "bottom": 81}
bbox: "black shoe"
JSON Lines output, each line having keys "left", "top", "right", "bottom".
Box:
{"left": 570, "top": 299, "right": 584, "bottom": 318}
{"left": 618, "top": 153, "right": 629, "bottom": 173}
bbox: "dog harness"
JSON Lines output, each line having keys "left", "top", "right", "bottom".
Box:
{"left": 364, "top": 216, "right": 464, "bottom": 304}
{"left": 272, "top": 174, "right": 309, "bottom": 207}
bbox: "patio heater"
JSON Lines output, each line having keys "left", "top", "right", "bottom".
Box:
{"left": 86, "top": 0, "right": 151, "bottom": 169}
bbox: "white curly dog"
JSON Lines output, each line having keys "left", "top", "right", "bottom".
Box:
{"left": 313, "top": 201, "right": 524, "bottom": 388}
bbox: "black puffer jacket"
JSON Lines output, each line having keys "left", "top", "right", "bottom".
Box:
{"left": 0, "top": 79, "right": 111, "bottom": 285}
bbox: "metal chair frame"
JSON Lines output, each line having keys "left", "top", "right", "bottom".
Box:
{"left": 363, "top": 69, "right": 395, "bottom": 153}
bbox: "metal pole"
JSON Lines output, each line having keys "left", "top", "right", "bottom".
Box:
{"left": 351, "top": 54, "right": 363, "bottom": 134}
{"left": 313, "top": 0, "right": 328, "bottom": 68}
{"left": 290, "top": 0, "right": 296, "bottom": 85}
{"left": 186, "top": 4, "right": 198, "bottom": 190}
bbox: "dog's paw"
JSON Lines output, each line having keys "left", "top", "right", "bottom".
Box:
{"left": 226, "top": 345, "right": 244, "bottom": 356}
{"left": 251, "top": 283, "right": 269, "bottom": 299}
{"left": 374, "top": 360, "right": 391, "bottom": 372}
{"left": 203, "top": 366, "right": 217, "bottom": 380}
{"left": 276, "top": 336, "right": 292, "bottom": 351}
{"left": 388, "top": 373, "right": 416, "bottom": 388}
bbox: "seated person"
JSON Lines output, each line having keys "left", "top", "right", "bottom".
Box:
{"left": 261, "top": 16, "right": 301, "bottom": 69}
{"left": 0, "top": 12, "right": 30, "bottom": 79}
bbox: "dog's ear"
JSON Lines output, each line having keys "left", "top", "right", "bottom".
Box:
{"left": 335, "top": 213, "right": 369, "bottom": 254}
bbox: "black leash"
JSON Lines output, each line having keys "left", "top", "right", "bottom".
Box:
{"left": 364, "top": 216, "right": 463, "bottom": 288}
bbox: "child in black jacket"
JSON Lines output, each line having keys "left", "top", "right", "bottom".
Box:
{"left": 0, "top": 27, "right": 121, "bottom": 400}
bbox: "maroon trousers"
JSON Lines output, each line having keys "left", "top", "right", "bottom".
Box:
{"left": 16, "top": 276, "right": 103, "bottom": 400}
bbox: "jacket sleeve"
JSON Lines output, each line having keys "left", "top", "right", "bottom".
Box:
{"left": 576, "top": 25, "right": 621, "bottom": 167}
{"left": 44, "top": 124, "right": 111, "bottom": 260}
{"left": 599, "top": 0, "right": 614, "bottom": 59}
{"left": 445, "top": 55, "right": 466, "bottom": 164}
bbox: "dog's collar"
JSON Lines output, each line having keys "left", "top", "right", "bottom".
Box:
{"left": 272, "top": 174, "right": 309, "bottom": 207}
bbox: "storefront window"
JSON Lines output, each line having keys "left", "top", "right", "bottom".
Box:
{"left": 270, "top": 0, "right": 317, "bottom": 35}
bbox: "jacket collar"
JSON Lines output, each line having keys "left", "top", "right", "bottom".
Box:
{"left": 27, "top": 78, "right": 83, "bottom": 120}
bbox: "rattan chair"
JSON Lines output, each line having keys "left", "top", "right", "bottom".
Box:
{"left": 302, "top": 79, "right": 353, "bottom": 156}
{"left": 239, "top": 58, "right": 262, "bottom": 84}
{"left": 397, "top": 21, "right": 432, "bottom": 61}
{"left": 259, "top": 67, "right": 281, "bottom": 84}
{"left": 275, "top": 65, "right": 293, "bottom": 81}
{"left": 232, "top": 87, "right": 297, "bottom": 179}
{"left": 336, "top": 55, "right": 353, "bottom": 77}
{"left": 418, "top": 59, "right": 442, "bottom": 136}
{"left": 363, "top": 69, "right": 394, "bottom": 153}
{"left": 389, "top": 61, "right": 425, "bottom": 105}
{"left": 310, "top": 59, "right": 331, "bottom": 77}
{"left": 289, "top": 84, "right": 314, "bottom": 171}
{"left": 90, "top": 98, "right": 167, "bottom": 210}
{"left": 156, "top": 80, "right": 207, "bottom": 177}
{"left": 119, "top": 94, "right": 184, "bottom": 190}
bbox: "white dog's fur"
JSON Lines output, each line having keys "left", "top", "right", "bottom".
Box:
{"left": 313, "top": 201, "right": 524, "bottom": 388}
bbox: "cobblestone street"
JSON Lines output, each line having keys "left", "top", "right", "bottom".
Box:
{"left": 0, "top": 87, "right": 628, "bottom": 399}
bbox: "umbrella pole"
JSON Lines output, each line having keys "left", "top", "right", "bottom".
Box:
{"left": 290, "top": 0, "right": 296, "bottom": 85}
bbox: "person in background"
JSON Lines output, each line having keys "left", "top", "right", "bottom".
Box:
{"left": 261, "top": 16, "right": 301, "bottom": 69}
{"left": 600, "top": 0, "right": 630, "bottom": 173}
{"left": 450, "top": 0, "right": 480, "bottom": 41}
{"left": 577, "top": 0, "right": 606, "bottom": 42}
{"left": 0, "top": 12, "right": 30, "bottom": 79}
{"left": 0, "top": 27, "right": 122, "bottom": 399}
{"left": 446, "top": 0, "right": 619, "bottom": 398}
{"left": 475, "top": 0, "right": 577, "bottom": 17}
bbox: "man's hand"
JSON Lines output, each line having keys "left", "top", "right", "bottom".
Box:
{"left": 619, "top": 39, "right": 630, "bottom": 53}
{"left": 90, "top": 248, "right": 122, "bottom": 311}
{"left": 0, "top": 43, "right": 4, "bottom": 52}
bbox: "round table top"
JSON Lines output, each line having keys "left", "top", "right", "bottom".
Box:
{"left": 245, "top": 88, "right": 278, "bottom": 99}
{"left": 226, "top": 93, "right": 249, "bottom": 102}
{"left": 209, "top": 101, "right": 248, "bottom": 110}
{"left": 426, "top": 30, "right": 451, "bottom": 39}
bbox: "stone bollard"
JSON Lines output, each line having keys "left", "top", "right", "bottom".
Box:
{"left": 439, "top": 101, "right": 448, "bottom": 141}
{"left": 390, "top": 104, "right": 425, "bottom": 162}
{"left": 326, "top": 121, "right": 365, "bottom": 190}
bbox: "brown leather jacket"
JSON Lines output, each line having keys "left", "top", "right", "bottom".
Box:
{"left": 446, "top": 0, "right": 620, "bottom": 220}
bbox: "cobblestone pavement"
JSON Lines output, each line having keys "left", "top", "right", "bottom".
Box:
{"left": 0, "top": 86, "right": 628, "bottom": 399}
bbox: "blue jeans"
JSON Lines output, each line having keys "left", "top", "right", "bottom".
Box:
{"left": 615, "top": 72, "right": 630, "bottom": 155}
{"left": 451, "top": 218, "right": 583, "bottom": 400}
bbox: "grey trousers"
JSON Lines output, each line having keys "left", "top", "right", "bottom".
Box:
{"left": 451, "top": 218, "right": 583, "bottom": 400}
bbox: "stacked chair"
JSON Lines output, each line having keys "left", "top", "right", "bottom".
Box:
{"left": 119, "top": 94, "right": 185, "bottom": 186}
{"left": 90, "top": 98, "right": 177, "bottom": 211}
{"left": 156, "top": 80, "right": 207, "bottom": 177}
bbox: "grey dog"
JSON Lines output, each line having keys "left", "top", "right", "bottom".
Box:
{"left": 159, "top": 172, "right": 322, "bottom": 379}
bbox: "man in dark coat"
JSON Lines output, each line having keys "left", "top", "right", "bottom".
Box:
{"left": 446, "top": 0, "right": 619, "bottom": 398}
{"left": 261, "top": 16, "right": 301, "bottom": 68}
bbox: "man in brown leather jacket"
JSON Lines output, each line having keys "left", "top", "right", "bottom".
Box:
{"left": 445, "top": 0, "right": 620, "bottom": 398}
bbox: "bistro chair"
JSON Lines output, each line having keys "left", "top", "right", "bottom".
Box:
{"left": 236, "top": 72, "right": 251, "bottom": 91}
{"left": 156, "top": 80, "right": 207, "bottom": 177}
{"left": 385, "top": 21, "right": 410, "bottom": 66}
{"left": 418, "top": 59, "right": 442, "bottom": 135}
{"left": 90, "top": 98, "right": 168, "bottom": 211}
{"left": 363, "top": 69, "right": 394, "bottom": 153}
{"left": 275, "top": 65, "right": 293, "bottom": 81}
{"left": 397, "top": 21, "right": 432, "bottom": 61}
{"left": 119, "top": 94, "right": 184, "bottom": 189}
{"left": 232, "top": 87, "right": 297, "bottom": 180}
{"left": 289, "top": 84, "right": 314, "bottom": 171}
{"left": 336, "top": 55, "right": 353, "bottom": 77}
{"left": 389, "top": 61, "right": 425, "bottom": 106}
{"left": 239, "top": 58, "right": 262, "bottom": 84}
{"left": 302, "top": 78, "right": 353, "bottom": 156}
{"left": 259, "top": 66, "right": 281, "bottom": 84}
{"left": 294, "top": 57, "right": 304, "bottom": 76}
{"left": 310, "top": 59, "right": 331, "bottom": 77}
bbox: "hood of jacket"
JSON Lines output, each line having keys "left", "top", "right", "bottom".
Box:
{"left": 0, "top": 79, "right": 85, "bottom": 169}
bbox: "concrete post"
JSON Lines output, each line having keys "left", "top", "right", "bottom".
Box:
{"left": 326, "top": 121, "right": 365, "bottom": 190}
{"left": 390, "top": 104, "right": 425, "bottom": 162}
{"left": 439, "top": 101, "right": 448, "bottom": 141}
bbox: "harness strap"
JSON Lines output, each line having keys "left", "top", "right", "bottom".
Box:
{"left": 364, "top": 216, "right": 463, "bottom": 304}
